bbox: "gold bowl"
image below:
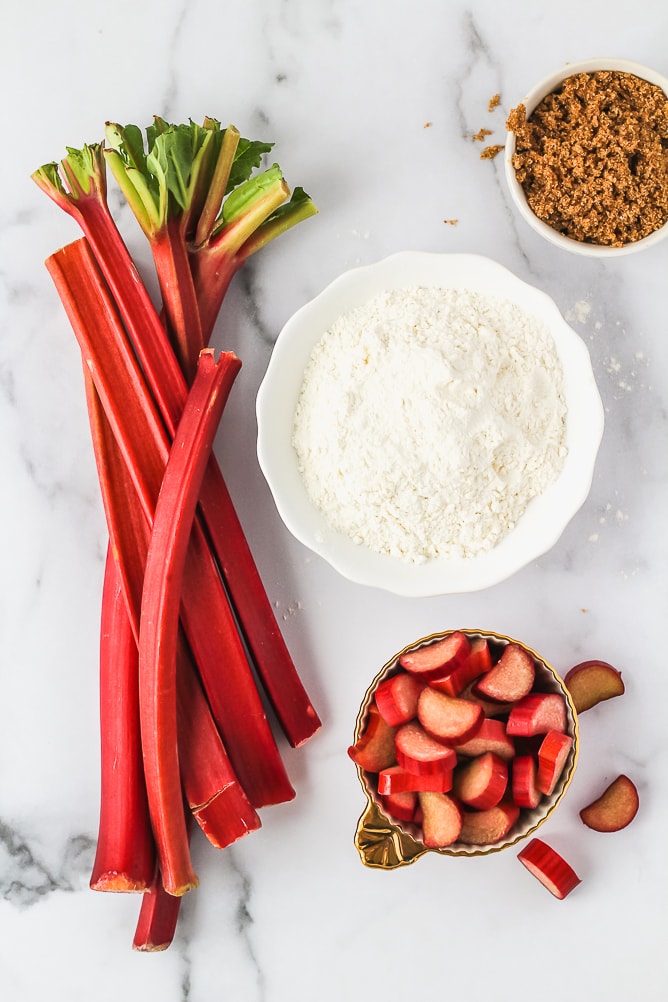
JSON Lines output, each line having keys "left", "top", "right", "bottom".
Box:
{"left": 352, "top": 629, "right": 579, "bottom": 868}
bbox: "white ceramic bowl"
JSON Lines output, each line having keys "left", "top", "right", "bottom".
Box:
{"left": 256, "top": 252, "right": 604, "bottom": 596}
{"left": 504, "top": 58, "right": 668, "bottom": 257}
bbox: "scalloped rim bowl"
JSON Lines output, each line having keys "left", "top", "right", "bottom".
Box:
{"left": 352, "top": 629, "right": 579, "bottom": 863}
{"left": 505, "top": 57, "right": 668, "bottom": 257}
{"left": 256, "top": 252, "right": 604, "bottom": 596}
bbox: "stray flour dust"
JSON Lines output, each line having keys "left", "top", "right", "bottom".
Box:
{"left": 292, "top": 286, "right": 567, "bottom": 563}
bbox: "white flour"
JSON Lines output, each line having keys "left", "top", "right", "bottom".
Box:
{"left": 292, "top": 286, "right": 567, "bottom": 563}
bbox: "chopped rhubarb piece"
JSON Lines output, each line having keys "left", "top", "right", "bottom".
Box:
{"left": 455, "top": 717, "right": 515, "bottom": 760}
{"left": 579, "top": 774, "right": 639, "bottom": 832}
{"left": 380, "top": 790, "right": 418, "bottom": 823}
{"left": 459, "top": 679, "right": 509, "bottom": 718}
{"left": 419, "top": 792, "right": 464, "bottom": 848}
{"left": 474, "top": 643, "right": 535, "bottom": 703}
{"left": 417, "top": 687, "right": 483, "bottom": 746}
{"left": 453, "top": 752, "right": 508, "bottom": 810}
{"left": 427, "top": 638, "right": 491, "bottom": 696}
{"left": 512, "top": 755, "right": 541, "bottom": 809}
{"left": 375, "top": 671, "right": 424, "bottom": 726}
{"left": 399, "top": 632, "right": 471, "bottom": 682}
{"left": 348, "top": 706, "right": 397, "bottom": 773}
{"left": 459, "top": 801, "right": 520, "bottom": 846}
{"left": 518, "top": 838, "right": 581, "bottom": 899}
{"left": 536, "top": 731, "right": 574, "bottom": 796}
{"left": 378, "top": 765, "right": 453, "bottom": 795}
{"left": 394, "top": 722, "right": 457, "bottom": 775}
{"left": 563, "top": 660, "right": 625, "bottom": 713}
{"left": 506, "top": 693, "right": 567, "bottom": 737}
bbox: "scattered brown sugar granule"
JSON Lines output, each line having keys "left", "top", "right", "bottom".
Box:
{"left": 488, "top": 93, "right": 501, "bottom": 112}
{"left": 424, "top": 121, "right": 432, "bottom": 128}
{"left": 480, "top": 144, "right": 504, "bottom": 160}
{"left": 443, "top": 218, "right": 459, "bottom": 225}
{"left": 507, "top": 71, "right": 668, "bottom": 246}
{"left": 472, "top": 127, "right": 493, "bottom": 142}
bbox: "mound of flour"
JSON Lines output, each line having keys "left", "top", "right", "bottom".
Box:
{"left": 292, "top": 286, "right": 567, "bottom": 563}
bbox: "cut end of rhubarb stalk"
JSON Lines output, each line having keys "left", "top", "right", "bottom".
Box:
{"left": 517, "top": 838, "right": 581, "bottom": 899}
{"left": 563, "top": 660, "right": 625, "bottom": 713}
{"left": 579, "top": 774, "right": 639, "bottom": 832}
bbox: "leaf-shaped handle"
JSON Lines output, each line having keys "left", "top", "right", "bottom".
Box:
{"left": 354, "top": 798, "right": 427, "bottom": 869}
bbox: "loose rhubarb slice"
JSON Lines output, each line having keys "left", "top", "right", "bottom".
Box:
{"left": 453, "top": 752, "right": 508, "bottom": 810}
{"left": 563, "top": 660, "right": 625, "bottom": 713}
{"left": 394, "top": 722, "right": 457, "bottom": 775}
{"left": 419, "top": 792, "right": 464, "bottom": 848}
{"left": 536, "top": 731, "right": 574, "bottom": 796}
{"left": 139, "top": 351, "right": 241, "bottom": 895}
{"left": 399, "top": 632, "right": 471, "bottom": 682}
{"left": 517, "top": 838, "right": 581, "bottom": 899}
{"left": 417, "top": 687, "right": 483, "bottom": 746}
{"left": 89, "top": 555, "right": 155, "bottom": 892}
{"left": 579, "top": 775, "right": 639, "bottom": 832}
{"left": 375, "top": 671, "right": 424, "bottom": 726}
{"left": 348, "top": 706, "right": 397, "bottom": 773}
{"left": 455, "top": 717, "right": 516, "bottom": 761}
{"left": 506, "top": 693, "right": 567, "bottom": 737}
{"left": 511, "top": 755, "right": 541, "bottom": 809}
{"left": 459, "top": 801, "right": 520, "bottom": 845}
{"left": 474, "top": 643, "right": 535, "bottom": 703}
{"left": 378, "top": 765, "right": 453, "bottom": 795}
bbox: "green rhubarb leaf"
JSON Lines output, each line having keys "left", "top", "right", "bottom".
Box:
{"left": 227, "top": 138, "right": 274, "bottom": 194}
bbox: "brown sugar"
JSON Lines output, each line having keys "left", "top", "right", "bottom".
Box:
{"left": 472, "top": 127, "right": 493, "bottom": 142}
{"left": 507, "top": 70, "right": 668, "bottom": 246}
{"left": 480, "top": 144, "right": 504, "bottom": 160}
{"left": 488, "top": 93, "right": 501, "bottom": 112}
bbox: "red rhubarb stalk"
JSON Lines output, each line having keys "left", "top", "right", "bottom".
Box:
{"left": 133, "top": 869, "right": 183, "bottom": 952}
{"left": 89, "top": 553, "right": 155, "bottom": 892}
{"left": 139, "top": 349, "right": 240, "bottom": 895}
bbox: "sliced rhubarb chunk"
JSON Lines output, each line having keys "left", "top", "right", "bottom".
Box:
{"left": 348, "top": 706, "right": 397, "bottom": 773}
{"left": 506, "top": 693, "right": 567, "bottom": 737}
{"left": 394, "top": 721, "right": 457, "bottom": 775}
{"left": 536, "top": 730, "right": 574, "bottom": 796}
{"left": 453, "top": 752, "right": 508, "bottom": 810}
{"left": 454, "top": 717, "right": 515, "bottom": 761}
{"left": 563, "top": 660, "right": 625, "bottom": 714}
{"left": 375, "top": 671, "right": 424, "bottom": 726}
{"left": 511, "top": 754, "right": 541, "bottom": 809}
{"left": 518, "top": 838, "right": 581, "bottom": 899}
{"left": 428, "top": 637, "right": 491, "bottom": 697}
{"left": 579, "top": 774, "right": 639, "bottom": 832}
{"left": 380, "top": 790, "right": 418, "bottom": 823}
{"left": 474, "top": 643, "right": 535, "bottom": 703}
{"left": 417, "top": 687, "right": 483, "bottom": 746}
{"left": 419, "top": 792, "right": 464, "bottom": 848}
{"left": 378, "top": 765, "right": 453, "bottom": 795}
{"left": 459, "top": 801, "right": 520, "bottom": 845}
{"left": 399, "top": 632, "right": 471, "bottom": 682}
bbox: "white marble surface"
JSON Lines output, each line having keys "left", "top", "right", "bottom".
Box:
{"left": 1, "top": 1, "right": 667, "bottom": 998}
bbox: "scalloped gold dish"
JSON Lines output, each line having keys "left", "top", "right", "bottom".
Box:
{"left": 352, "top": 629, "right": 579, "bottom": 869}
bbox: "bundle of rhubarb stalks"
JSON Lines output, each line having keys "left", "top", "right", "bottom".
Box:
{"left": 33, "top": 118, "right": 321, "bottom": 950}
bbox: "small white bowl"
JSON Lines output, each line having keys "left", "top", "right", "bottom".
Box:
{"left": 504, "top": 58, "right": 668, "bottom": 257}
{"left": 256, "top": 252, "right": 604, "bottom": 597}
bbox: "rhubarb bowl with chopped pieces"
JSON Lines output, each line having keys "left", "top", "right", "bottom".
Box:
{"left": 349, "top": 629, "right": 578, "bottom": 867}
